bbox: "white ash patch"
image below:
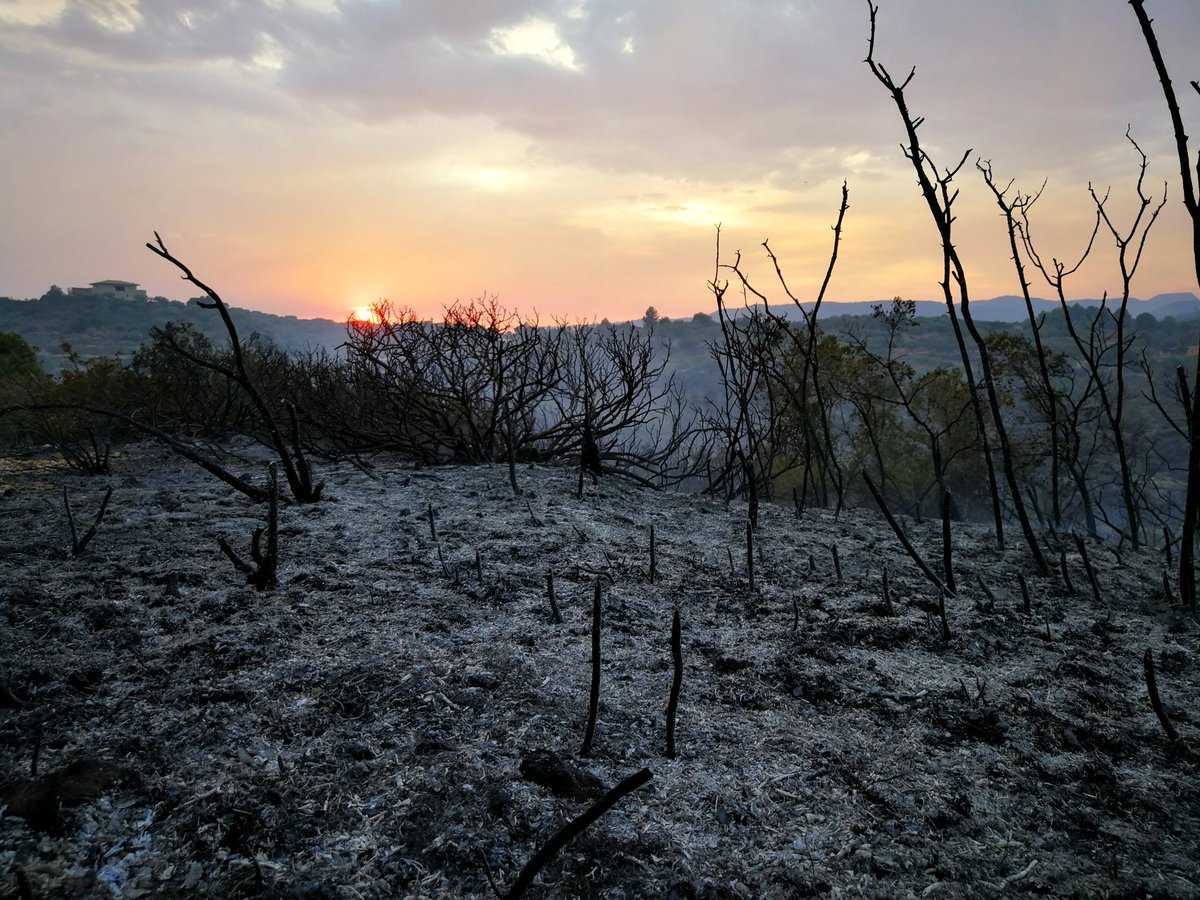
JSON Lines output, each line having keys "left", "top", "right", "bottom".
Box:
{"left": 1, "top": 442, "right": 1198, "bottom": 898}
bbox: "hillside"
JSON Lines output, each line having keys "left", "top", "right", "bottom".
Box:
{"left": 0, "top": 290, "right": 347, "bottom": 372}
{"left": 3, "top": 288, "right": 1198, "bottom": 374}
{"left": 2, "top": 444, "right": 1197, "bottom": 897}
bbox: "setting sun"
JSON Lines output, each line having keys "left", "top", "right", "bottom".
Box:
{"left": 349, "top": 305, "right": 379, "bottom": 325}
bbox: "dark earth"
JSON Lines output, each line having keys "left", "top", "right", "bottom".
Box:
{"left": 2, "top": 442, "right": 1198, "bottom": 898}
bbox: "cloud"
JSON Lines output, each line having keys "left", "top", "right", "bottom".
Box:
{"left": 490, "top": 17, "right": 581, "bottom": 71}
{"left": 7, "top": 0, "right": 1197, "bottom": 180}
{"left": 0, "top": 0, "right": 1198, "bottom": 316}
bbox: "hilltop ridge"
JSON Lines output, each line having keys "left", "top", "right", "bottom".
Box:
{"left": 3, "top": 286, "right": 1198, "bottom": 371}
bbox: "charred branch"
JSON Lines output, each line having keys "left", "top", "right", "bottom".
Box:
{"left": 63, "top": 485, "right": 112, "bottom": 557}
{"left": 217, "top": 464, "right": 280, "bottom": 591}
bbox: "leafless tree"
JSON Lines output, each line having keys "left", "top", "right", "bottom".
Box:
{"left": 710, "top": 183, "right": 853, "bottom": 518}
{"left": 1129, "top": 0, "right": 1200, "bottom": 605}
{"left": 146, "top": 233, "right": 323, "bottom": 503}
{"left": 703, "top": 256, "right": 790, "bottom": 527}
{"left": 865, "top": 0, "right": 1048, "bottom": 574}
{"left": 331, "top": 297, "right": 704, "bottom": 486}
{"left": 1017, "top": 135, "right": 1166, "bottom": 548}
{"left": 979, "top": 164, "right": 1066, "bottom": 528}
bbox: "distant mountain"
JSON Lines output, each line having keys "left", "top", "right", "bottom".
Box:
{"left": 744, "top": 292, "right": 1200, "bottom": 323}
{"left": 0, "top": 288, "right": 347, "bottom": 371}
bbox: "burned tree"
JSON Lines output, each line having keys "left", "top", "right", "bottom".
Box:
{"left": 1129, "top": 0, "right": 1200, "bottom": 606}
{"left": 866, "top": 1, "right": 1048, "bottom": 574}
{"left": 711, "top": 185, "right": 853, "bottom": 518}
{"left": 979, "top": 163, "right": 1066, "bottom": 529}
{"left": 335, "top": 299, "right": 704, "bottom": 487}
{"left": 703, "top": 250, "right": 787, "bottom": 528}
{"left": 146, "top": 233, "right": 323, "bottom": 504}
{"left": 1016, "top": 134, "right": 1166, "bottom": 549}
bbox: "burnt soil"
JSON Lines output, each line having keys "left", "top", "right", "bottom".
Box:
{"left": 2, "top": 442, "right": 1199, "bottom": 898}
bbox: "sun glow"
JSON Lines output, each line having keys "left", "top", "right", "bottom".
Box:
{"left": 350, "top": 305, "right": 380, "bottom": 325}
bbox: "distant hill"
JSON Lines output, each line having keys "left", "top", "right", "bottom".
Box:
{"left": 0, "top": 288, "right": 347, "bottom": 371}
{"left": 2, "top": 283, "right": 1198, "bottom": 375}
{"left": 748, "top": 292, "right": 1200, "bottom": 322}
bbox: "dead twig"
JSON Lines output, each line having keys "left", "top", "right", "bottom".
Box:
{"left": 1163, "top": 570, "right": 1177, "bottom": 605}
{"left": 15, "top": 869, "right": 33, "bottom": 900}
{"left": 1143, "top": 647, "right": 1182, "bottom": 744}
{"left": 976, "top": 575, "right": 997, "bottom": 612}
{"left": 546, "top": 572, "right": 563, "bottom": 624}
{"left": 30, "top": 719, "right": 42, "bottom": 778}
{"left": 745, "top": 521, "right": 755, "bottom": 592}
{"left": 665, "top": 608, "right": 683, "bottom": 758}
{"left": 487, "top": 768, "right": 653, "bottom": 899}
{"left": 744, "top": 520, "right": 753, "bottom": 592}
{"left": 580, "top": 580, "right": 602, "bottom": 756}
{"left": 863, "top": 474, "right": 948, "bottom": 595}
{"left": 941, "top": 489, "right": 956, "bottom": 594}
{"left": 649, "top": 524, "right": 657, "bottom": 583}
{"left": 1073, "top": 533, "right": 1103, "bottom": 605}
{"left": 1018, "top": 572, "right": 1032, "bottom": 614}
{"left": 63, "top": 485, "right": 112, "bottom": 557}
{"left": 1059, "top": 547, "right": 1077, "bottom": 596}
{"left": 218, "top": 463, "right": 279, "bottom": 591}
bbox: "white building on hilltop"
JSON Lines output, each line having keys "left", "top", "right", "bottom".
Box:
{"left": 69, "top": 280, "right": 149, "bottom": 301}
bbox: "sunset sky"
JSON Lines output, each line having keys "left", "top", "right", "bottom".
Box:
{"left": 1, "top": 0, "right": 1198, "bottom": 321}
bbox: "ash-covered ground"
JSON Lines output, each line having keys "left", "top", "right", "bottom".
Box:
{"left": 1, "top": 442, "right": 1198, "bottom": 898}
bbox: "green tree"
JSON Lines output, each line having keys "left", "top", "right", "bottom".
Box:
{"left": 0, "top": 331, "right": 42, "bottom": 380}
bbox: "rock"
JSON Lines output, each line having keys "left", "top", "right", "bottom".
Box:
{"left": 713, "top": 655, "right": 752, "bottom": 674}
{"left": 182, "top": 863, "right": 204, "bottom": 890}
{"left": 518, "top": 748, "right": 606, "bottom": 799}
{"left": 0, "top": 683, "right": 29, "bottom": 707}
{"left": 412, "top": 733, "right": 454, "bottom": 756}
{"left": 344, "top": 740, "right": 376, "bottom": 761}
{"left": 1, "top": 758, "right": 128, "bottom": 833}
{"left": 961, "top": 707, "right": 1008, "bottom": 744}
{"left": 466, "top": 671, "right": 501, "bottom": 689}
{"left": 487, "top": 783, "right": 515, "bottom": 820}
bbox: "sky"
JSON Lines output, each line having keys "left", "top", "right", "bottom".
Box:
{"left": 1, "top": 0, "right": 1198, "bottom": 322}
